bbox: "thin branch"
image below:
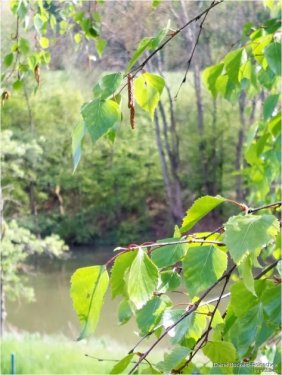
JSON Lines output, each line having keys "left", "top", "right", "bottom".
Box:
{"left": 116, "top": 0, "right": 223, "bottom": 97}
{"left": 179, "top": 260, "right": 280, "bottom": 372}
{"left": 131, "top": 0, "right": 222, "bottom": 76}
{"left": 255, "top": 260, "right": 279, "bottom": 279}
{"left": 114, "top": 238, "right": 225, "bottom": 253}
{"left": 128, "top": 265, "right": 235, "bottom": 374}
{"left": 248, "top": 201, "right": 282, "bottom": 214}
{"left": 175, "top": 0, "right": 217, "bottom": 99}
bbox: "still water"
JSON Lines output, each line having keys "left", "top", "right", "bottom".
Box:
{"left": 7, "top": 247, "right": 143, "bottom": 346}
{"left": 7, "top": 247, "right": 228, "bottom": 347}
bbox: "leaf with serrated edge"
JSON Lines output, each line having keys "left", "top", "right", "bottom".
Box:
{"left": 183, "top": 246, "right": 227, "bottom": 297}
{"left": 81, "top": 99, "right": 121, "bottom": 143}
{"left": 160, "top": 346, "right": 190, "bottom": 372}
{"left": 70, "top": 265, "right": 109, "bottom": 340}
{"left": 136, "top": 297, "right": 166, "bottom": 335}
{"left": 111, "top": 251, "right": 137, "bottom": 298}
{"left": 238, "top": 255, "right": 256, "bottom": 296}
{"left": 134, "top": 72, "right": 165, "bottom": 119}
{"left": 180, "top": 195, "right": 225, "bottom": 233}
{"left": 152, "top": 238, "right": 187, "bottom": 268}
{"left": 224, "top": 214, "right": 279, "bottom": 264}
{"left": 127, "top": 249, "right": 159, "bottom": 309}
{"left": 203, "top": 341, "right": 236, "bottom": 363}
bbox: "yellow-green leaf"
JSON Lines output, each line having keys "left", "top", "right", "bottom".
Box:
{"left": 70, "top": 265, "right": 109, "bottom": 340}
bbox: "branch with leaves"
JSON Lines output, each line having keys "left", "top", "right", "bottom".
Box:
{"left": 70, "top": 194, "right": 281, "bottom": 374}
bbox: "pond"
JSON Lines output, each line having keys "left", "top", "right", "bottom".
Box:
{"left": 6, "top": 247, "right": 229, "bottom": 348}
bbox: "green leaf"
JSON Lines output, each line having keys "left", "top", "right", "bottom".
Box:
{"left": 74, "top": 33, "right": 81, "bottom": 44}
{"left": 118, "top": 299, "right": 133, "bottom": 325}
{"left": 263, "top": 94, "right": 279, "bottom": 120}
{"left": 151, "top": 238, "right": 187, "bottom": 268}
{"left": 72, "top": 123, "right": 85, "bottom": 173}
{"left": 127, "top": 248, "right": 159, "bottom": 309}
{"left": 265, "top": 42, "right": 281, "bottom": 76}
{"left": 136, "top": 297, "right": 166, "bottom": 335}
{"left": 230, "top": 281, "right": 258, "bottom": 318}
{"left": 95, "top": 38, "right": 107, "bottom": 58}
{"left": 110, "top": 353, "right": 134, "bottom": 374}
{"left": 12, "top": 79, "right": 24, "bottom": 91}
{"left": 203, "top": 341, "right": 236, "bottom": 363}
{"left": 202, "top": 63, "right": 224, "bottom": 97}
{"left": 141, "top": 365, "right": 161, "bottom": 374}
{"left": 224, "top": 214, "right": 279, "bottom": 264}
{"left": 228, "top": 303, "right": 264, "bottom": 357}
{"left": 238, "top": 255, "right": 256, "bottom": 296}
{"left": 39, "top": 36, "right": 49, "bottom": 49}
{"left": 183, "top": 246, "right": 227, "bottom": 297}
{"left": 224, "top": 48, "right": 243, "bottom": 84}
{"left": 158, "top": 270, "right": 181, "bottom": 293}
{"left": 111, "top": 251, "right": 137, "bottom": 298}
{"left": 160, "top": 346, "right": 190, "bottom": 372}
{"left": 93, "top": 72, "right": 123, "bottom": 100}
{"left": 126, "top": 22, "right": 169, "bottom": 72}
{"left": 70, "top": 265, "right": 109, "bottom": 340}
{"left": 33, "top": 14, "right": 43, "bottom": 32}
{"left": 134, "top": 72, "right": 165, "bottom": 119}
{"left": 260, "top": 283, "right": 281, "bottom": 325}
{"left": 19, "top": 38, "right": 30, "bottom": 54}
{"left": 4, "top": 53, "right": 14, "bottom": 67}
{"left": 180, "top": 195, "right": 225, "bottom": 233}
{"left": 81, "top": 99, "right": 121, "bottom": 143}
{"left": 162, "top": 309, "right": 206, "bottom": 344}
{"left": 152, "top": 0, "right": 161, "bottom": 9}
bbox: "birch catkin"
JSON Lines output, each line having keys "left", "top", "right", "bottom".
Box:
{"left": 127, "top": 73, "right": 135, "bottom": 129}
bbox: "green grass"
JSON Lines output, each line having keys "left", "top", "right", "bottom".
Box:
{"left": 1, "top": 333, "right": 137, "bottom": 374}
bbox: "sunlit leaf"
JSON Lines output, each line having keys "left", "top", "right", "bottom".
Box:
{"left": 127, "top": 248, "right": 159, "bottom": 309}
{"left": 203, "top": 63, "right": 224, "bottom": 97}
{"left": 181, "top": 195, "right": 225, "bottom": 233}
{"left": 134, "top": 72, "right": 165, "bottom": 119}
{"left": 224, "top": 214, "right": 279, "bottom": 264}
{"left": 203, "top": 341, "right": 236, "bottom": 363}
{"left": 183, "top": 246, "right": 227, "bottom": 297}
{"left": 224, "top": 48, "right": 243, "bottom": 83}
{"left": 93, "top": 72, "right": 123, "bottom": 100}
{"left": 265, "top": 42, "right": 281, "bottom": 75}
{"left": 110, "top": 353, "right": 134, "bottom": 374}
{"left": 70, "top": 265, "right": 109, "bottom": 340}
{"left": 111, "top": 251, "right": 137, "bottom": 298}
{"left": 151, "top": 238, "right": 187, "bottom": 268}
{"left": 81, "top": 99, "right": 121, "bottom": 143}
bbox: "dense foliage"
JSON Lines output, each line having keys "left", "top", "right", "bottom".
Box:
{"left": 68, "top": 2, "right": 281, "bottom": 374}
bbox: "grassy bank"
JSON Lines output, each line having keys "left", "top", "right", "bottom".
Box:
{"left": 1, "top": 333, "right": 144, "bottom": 374}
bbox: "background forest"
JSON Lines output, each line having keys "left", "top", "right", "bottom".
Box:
{"left": 2, "top": 1, "right": 272, "bottom": 245}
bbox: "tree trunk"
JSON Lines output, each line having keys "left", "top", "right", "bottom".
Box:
{"left": 0, "top": 187, "right": 6, "bottom": 337}
{"left": 154, "top": 110, "right": 183, "bottom": 222}
{"left": 236, "top": 91, "right": 246, "bottom": 201}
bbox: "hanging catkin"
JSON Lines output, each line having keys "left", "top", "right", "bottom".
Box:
{"left": 127, "top": 73, "right": 135, "bottom": 129}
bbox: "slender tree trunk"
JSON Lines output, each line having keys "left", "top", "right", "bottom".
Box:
{"left": 236, "top": 91, "right": 246, "bottom": 201}
{"left": 0, "top": 187, "right": 6, "bottom": 337}
{"left": 154, "top": 110, "right": 183, "bottom": 222}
